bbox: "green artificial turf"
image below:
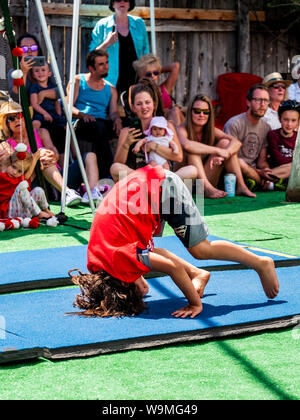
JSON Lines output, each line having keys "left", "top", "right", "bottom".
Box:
{"left": 1, "top": 328, "right": 299, "bottom": 400}
{"left": 1, "top": 190, "right": 300, "bottom": 400}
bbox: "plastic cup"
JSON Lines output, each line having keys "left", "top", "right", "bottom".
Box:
{"left": 224, "top": 173, "right": 236, "bottom": 197}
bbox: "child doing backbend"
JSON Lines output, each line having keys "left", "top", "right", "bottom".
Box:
{"left": 0, "top": 149, "right": 54, "bottom": 220}
{"left": 132, "top": 116, "right": 179, "bottom": 169}
{"left": 69, "top": 165, "right": 279, "bottom": 319}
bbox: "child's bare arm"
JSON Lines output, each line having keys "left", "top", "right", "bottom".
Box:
{"left": 132, "top": 138, "right": 147, "bottom": 154}
{"left": 169, "top": 140, "right": 179, "bottom": 155}
{"left": 148, "top": 248, "right": 203, "bottom": 318}
{"left": 54, "top": 99, "right": 61, "bottom": 116}
{"left": 24, "top": 150, "right": 40, "bottom": 179}
{"left": 30, "top": 93, "right": 53, "bottom": 122}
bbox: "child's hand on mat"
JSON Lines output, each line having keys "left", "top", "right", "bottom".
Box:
{"left": 171, "top": 304, "right": 202, "bottom": 319}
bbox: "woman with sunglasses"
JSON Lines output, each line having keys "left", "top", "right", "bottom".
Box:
{"left": 8, "top": 33, "right": 59, "bottom": 105}
{"left": 89, "top": 1, "right": 149, "bottom": 94}
{"left": 262, "top": 72, "right": 292, "bottom": 130}
{"left": 176, "top": 94, "right": 256, "bottom": 199}
{"left": 133, "top": 54, "right": 185, "bottom": 127}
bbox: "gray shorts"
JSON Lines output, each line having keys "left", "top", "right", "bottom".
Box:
{"left": 160, "top": 170, "right": 209, "bottom": 248}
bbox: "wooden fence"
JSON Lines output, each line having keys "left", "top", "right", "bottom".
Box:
{"left": 6, "top": 0, "right": 300, "bottom": 105}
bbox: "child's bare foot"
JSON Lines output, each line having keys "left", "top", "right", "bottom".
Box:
{"left": 256, "top": 257, "right": 279, "bottom": 299}
{"left": 205, "top": 186, "right": 228, "bottom": 199}
{"left": 191, "top": 269, "right": 210, "bottom": 298}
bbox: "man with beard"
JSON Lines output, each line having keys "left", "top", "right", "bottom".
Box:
{"left": 223, "top": 84, "right": 273, "bottom": 188}
{"left": 67, "top": 49, "right": 122, "bottom": 180}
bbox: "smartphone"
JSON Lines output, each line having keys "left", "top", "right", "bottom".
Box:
{"left": 24, "top": 56, "right": 45, "bottom": 67}
{"left": 129, "top": 117, "right": 145, "bottom": 139}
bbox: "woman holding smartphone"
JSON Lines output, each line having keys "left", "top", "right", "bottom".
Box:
{"left": 8, "top": 33, "right": 58, "bottom": 104}
{"left": 89, "top": 0, "right": 149, "bottom": 94}
{"left": 110, "top": 79, "right": 196, "bottom": 182}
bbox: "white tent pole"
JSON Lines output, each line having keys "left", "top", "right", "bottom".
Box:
{"left": 60, "top": 0, "right": 95, "bottom": 213}
{"left": 34, "top": 0, "right": 95, "bottom": 213}
{"left": 149, "top": 0, "right": 156, "bottom": 55}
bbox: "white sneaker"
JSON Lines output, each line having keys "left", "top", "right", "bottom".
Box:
{"left": 81, "top": 187, "right": 103, "bottom": 204}
{"left": 65, "top": 189, "right": 82, "bottom": 207}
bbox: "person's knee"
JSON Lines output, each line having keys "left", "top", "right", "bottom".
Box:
{"left": 85, "top": 152, "right": 97, "bottom": 164}
{"left": 33, "top": 186, "right": 44, "bottom": 195}
{"left": 217, "top": 138, "right": 230, "bottom": 149}
{"left": 188, "top": 240, "right": 211, "bottom": 260}
{"left": 187, "top": 165, "right": 198, "bottom": 179}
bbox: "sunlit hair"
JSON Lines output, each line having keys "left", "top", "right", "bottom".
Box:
{"left": 68, "top": 270, "right": 147, "bottom": 318}
{"left": 129, "top": 78, "right": 165, "bottom": 117}
{"left": 185, "top": 94, "right": 215, "bottom": 146}
{"left": 133, "top": 54, "right": 162, "bottom": 78}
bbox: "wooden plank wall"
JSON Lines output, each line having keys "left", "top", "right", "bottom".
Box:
{"left": 8, "top": 0, "right": 299, "bottom": 106}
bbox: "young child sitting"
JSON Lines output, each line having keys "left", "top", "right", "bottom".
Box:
{"left": 0, "top": 147, "right": 55, "bottom": 220}
{"left": 29, "top": 62, "right": 66, "bottom": 160}
{"left": 267, "top": 100, "right": 300, "bottom": 186}
{"left": 132, "top": 116, "right": 179, "bottom": 169}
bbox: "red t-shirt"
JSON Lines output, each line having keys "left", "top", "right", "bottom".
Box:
{"left": 87, "top": 165, "right": 166, "bottom": 283}
{"left": 0, "top": 173, "right": 25, "bottom": 218}
{"left": 267, "top": 129, "right": 297, "bottom": 167}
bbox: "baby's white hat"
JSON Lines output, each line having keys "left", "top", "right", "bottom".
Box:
{"left": 144, "top": 116, "right": 174, "bottom": 137}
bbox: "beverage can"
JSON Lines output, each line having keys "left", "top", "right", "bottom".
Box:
{"left": 224, "top": 173, "right": 236, "bottom": 197}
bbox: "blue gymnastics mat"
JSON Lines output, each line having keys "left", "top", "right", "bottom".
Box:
{"left": 0, "top": 235, "right": 299, "bottom": 293}
{"left": 1, "top": 266, "right": 300, "bottom": 363}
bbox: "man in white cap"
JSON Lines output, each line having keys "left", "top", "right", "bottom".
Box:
{"left": 262, "top": 72, "right": 292, "bottom": 130}
{"left": 288, "top": 56, "right": 300, "bottom": 102}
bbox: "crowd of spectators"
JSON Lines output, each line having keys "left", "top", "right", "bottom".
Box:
{"left": 1, "top": 0, "right": 299, "bottom": 224}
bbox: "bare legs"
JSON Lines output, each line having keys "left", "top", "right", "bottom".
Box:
{"left": 188, "top": 139, "right": 256, "bottom": 198}
{"left": 188, "top": 239, "right": 279, "bottom": 299}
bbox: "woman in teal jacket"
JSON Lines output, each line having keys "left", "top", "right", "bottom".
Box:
{"left": 89, "top": 0, "right": 149, "bottom": 94}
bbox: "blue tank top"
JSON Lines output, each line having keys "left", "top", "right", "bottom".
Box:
{"left": 75, "top": 74, "right": 112, "bottom": 119}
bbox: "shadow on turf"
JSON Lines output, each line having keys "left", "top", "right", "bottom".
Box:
{"left": 202, "top": 191, "right": 288, "bottom": 217}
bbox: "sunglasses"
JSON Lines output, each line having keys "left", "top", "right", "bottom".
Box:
{"left": 270, "top": 84, "right": 286, "bottom": 90}
{"left": 6, "top": 114, "right": 23, "bottom": 123}
{"left": 145, "top": 70, "right": 160, "bottom": 78}
{"left": 251, "top": 98, "right": 270, "bottom": 105}
{"left": 192, "top": 108, "right": 210, "bottom": 115}
{"left": 20, "top": 44, "right": 38, "bottom": 53}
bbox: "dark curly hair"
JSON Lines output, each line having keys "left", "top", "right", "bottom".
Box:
{"left": 68, "top": 270, "right": 147, "bottom": 318}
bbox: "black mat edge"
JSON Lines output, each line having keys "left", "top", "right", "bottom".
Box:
{"left": 2, "top": 315, "right": 298, "bottom": 364}
{"left": 1, "top": 259, "right": 300, "bottom": 295}
{"left": 44, "top": 315, "right": 300, "bottom": 361}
